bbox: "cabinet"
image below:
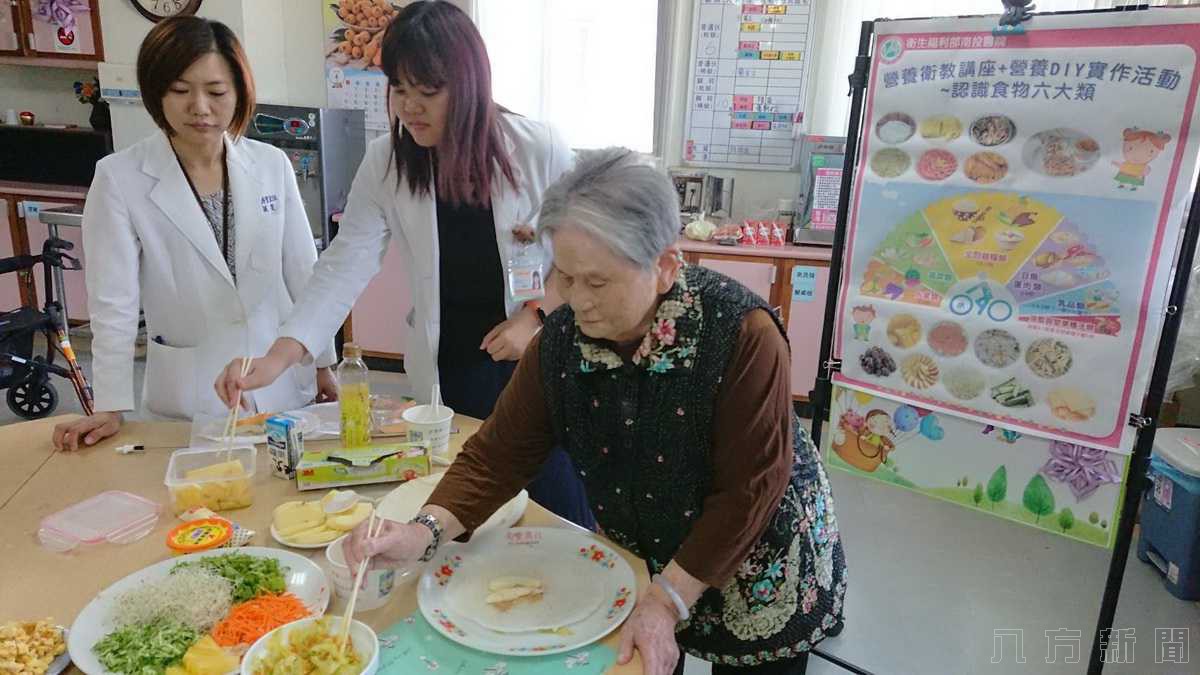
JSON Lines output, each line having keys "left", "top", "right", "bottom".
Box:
{"left": 682, "top": 243, "right": 831, "bottom": 402}
{"left": 0, "top": 0, "right": 104, "bottom": 63}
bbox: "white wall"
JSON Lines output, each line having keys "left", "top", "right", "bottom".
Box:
{"left": 240, "top": 0, "right": 289, "bottom": 104}
{"left": 95, "top": 0, "right": 245, "bottom": 66}
{"left": 282, "top": 0, "right": 329, "bottom": 108}
{"left": 0, "top": 64, "right": 96, "bottom": 126}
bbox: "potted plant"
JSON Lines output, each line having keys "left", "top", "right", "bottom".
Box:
{"left": 73, "top": 77, "right": 109, "bottom": 131}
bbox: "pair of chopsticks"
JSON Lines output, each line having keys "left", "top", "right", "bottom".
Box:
{"left": 222, "top": 358, "right": 252, "bottom": 460}
{"left": 339, "top": 510, "right": 382, "bottom": 656}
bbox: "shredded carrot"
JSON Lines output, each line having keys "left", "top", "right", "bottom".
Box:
{"left": 211, "top": 593, "right": 311, "bottom": 647}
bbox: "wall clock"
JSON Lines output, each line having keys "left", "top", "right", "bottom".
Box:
{"left": 130, "top": 0, "right": 203, "bottom": 23}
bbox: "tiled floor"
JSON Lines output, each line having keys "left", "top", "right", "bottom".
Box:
{"left": 6, "top": 339, "right": 1198, "bottom": 674}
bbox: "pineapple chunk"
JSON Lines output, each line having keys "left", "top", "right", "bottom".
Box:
{"left": 184, "top": 460, "right": 245, "bottom": 481}
{"left": 181, "top": 636, "right": 237, "bottom": 675}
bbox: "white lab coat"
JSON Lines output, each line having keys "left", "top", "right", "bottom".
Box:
{"left": 279, "top": 114, "right": 574, "bottom": 403}
{"left": 82, "top": 131, "right": 336, "bottom": 420}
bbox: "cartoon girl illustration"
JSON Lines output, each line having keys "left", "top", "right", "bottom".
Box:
{"left": 860, "top": 409, "right": 896, "bottom": 459}
{"left": 1113, "top": 128, "right": 1172, "bottom": 191}
{"left": 851, "top": 305, "right": 877, "bottom": 341}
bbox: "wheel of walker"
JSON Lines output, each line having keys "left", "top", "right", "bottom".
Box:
{"left": 7, "top": 380, "right": 59, "bottom": 419}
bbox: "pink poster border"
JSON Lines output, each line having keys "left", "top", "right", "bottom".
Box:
{"left": 832, "top": 22, "right": 1200, "bottom": 451}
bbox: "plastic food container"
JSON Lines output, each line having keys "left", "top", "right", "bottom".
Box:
{"left": 164, "top": 445, "right": 257, "bottom": 515}
{"left": 37, "top": 490, "right": 161, "bottom": 552}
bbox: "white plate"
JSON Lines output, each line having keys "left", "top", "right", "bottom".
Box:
{"left": 68, "top": 547, "right": 330, "bottom": 675}
{"left": 198, "top": 410, "right": 322, "bottom": 445}
{"left": 376, "top": 473, "right": 528, "bottom": 538}
{"left": 417, "top": 527, "right": 636, "bottom": 656}
{"left": 445, "top": 541, "right": 605, "bottom": 633}
{"left": 47, "top": 626, "right": 70, "bottom": 675}
{"left": 241, "top": 617, "right": 379, "bottom": 675}
{"left": 269, "top": 497, "right": 376, "bottom": 550}
{"left": 269, "top": 524, "right": 344, "bottom": 550}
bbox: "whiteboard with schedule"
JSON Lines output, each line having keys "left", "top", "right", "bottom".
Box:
{"left": 683, "top": 0, "right": 818, "bottom": 171}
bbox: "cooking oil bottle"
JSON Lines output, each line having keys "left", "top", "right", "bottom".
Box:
{"left": 337, "top": 343, "right": 371, "bottom": 447}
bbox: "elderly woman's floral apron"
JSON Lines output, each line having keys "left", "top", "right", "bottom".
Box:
{"left": 540, "top": 265, "right": 847, "bottom": 667}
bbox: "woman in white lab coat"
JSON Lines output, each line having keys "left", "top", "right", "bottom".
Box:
{"left": 53, "top": 16, "right": 336, "bottom": 450}
{"left": 214, "top": 0, "right": 594, "bottom": 528}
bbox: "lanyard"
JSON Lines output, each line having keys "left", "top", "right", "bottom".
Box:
{"left": 172, "top": 143, "right": 231, "bottom": 263}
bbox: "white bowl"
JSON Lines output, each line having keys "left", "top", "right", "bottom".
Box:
{"left": 241, "top": 616, "right": 379, "bottom": 675}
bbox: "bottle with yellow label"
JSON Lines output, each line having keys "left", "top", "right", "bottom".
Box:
{"left": 337, "top": 343, "right": 371, "bottom": 447}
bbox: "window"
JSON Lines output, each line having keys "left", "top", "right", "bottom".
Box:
{"left": 809, "top": 0, "right": 1188, "bottom": 136}
{"left": 474, "top": 0, "right": 666, "bottom": 153}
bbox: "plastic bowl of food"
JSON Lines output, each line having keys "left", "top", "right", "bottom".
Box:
{"left": 164, "top": 445, "right": 257, "bottom": 516}
{"left": 242, "top": 616, "right": 379, "bottom": 675}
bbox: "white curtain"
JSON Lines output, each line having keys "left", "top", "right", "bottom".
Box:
{"left": 474, "top": 0, "right": 660, "bottom": 152}
{"left": 807, "top": 0, "right": 1192, "bottom": 136}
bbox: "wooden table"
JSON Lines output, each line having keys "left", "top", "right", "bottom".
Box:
{"left": 0, "top": 415, "right": 646, "bottom": 674}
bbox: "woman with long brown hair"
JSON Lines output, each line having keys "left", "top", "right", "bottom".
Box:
{"left": 214, "top": 0, "right": 592, "bottom": 526}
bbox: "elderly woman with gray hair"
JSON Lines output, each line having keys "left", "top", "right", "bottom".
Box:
{"left": 345, "top": 148, "right": 847, "bottom": 674}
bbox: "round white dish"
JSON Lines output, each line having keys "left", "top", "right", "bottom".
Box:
{"left": 68, "top": 547, "right": 330, "bottom": 674}
{"left": 241, "top": 616, "right": 378, "bottom": 675}
{"left": 197, "top": 410, "right": 322, "bottom": 445}
{"left": 376, "top": 473, "right": 528, "bottom": 539}
{"left": 417, "top": 527, "right": 636, "bottom": 656}
{"left": 46, "top": 626, "right": 70, "bottom": 675}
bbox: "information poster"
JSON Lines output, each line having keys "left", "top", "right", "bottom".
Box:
{"left": 810, "top": 166, "right": 841, "bottom": 229}
{"left": 832, "top": 10, "right": 1200, "bottom": 453}
{"left": 324, "top": 1, "right": 404, "bottom": 132}
{"left": 824, "top": 385, "right": 1127, "bottom": 548}
{"left": 683, "top": 0, "right": 817, "bottom": 170}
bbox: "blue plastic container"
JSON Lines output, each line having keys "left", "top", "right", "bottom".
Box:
{"left": 1137, "top": 428, "right": 1200, "bottom": 600}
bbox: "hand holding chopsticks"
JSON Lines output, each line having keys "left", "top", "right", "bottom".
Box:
{"left": 221, "top": 357, "right": 252, "bottom": 460}
{"left": 339, "top": 510, "right": 382, "bottom": 655}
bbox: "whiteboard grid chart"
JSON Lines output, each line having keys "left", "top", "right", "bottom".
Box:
{"left": 683, "top": 0, "right": 817, "bottom": 171}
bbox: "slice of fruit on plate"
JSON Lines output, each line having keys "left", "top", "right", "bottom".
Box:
{"left": 272, "top": 491, "right": 374, "bottom": 547}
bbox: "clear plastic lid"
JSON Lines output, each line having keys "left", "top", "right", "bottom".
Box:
{"left": 37, "top": 490, "right": 161, "bottom": 552}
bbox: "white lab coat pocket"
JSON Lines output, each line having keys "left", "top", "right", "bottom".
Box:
{"left": 144, "top": 339, "right": 198, "bottom": 420}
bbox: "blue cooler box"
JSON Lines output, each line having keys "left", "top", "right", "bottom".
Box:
{"left": 1137, "top": 428, "right": 1200, "bottom": 600}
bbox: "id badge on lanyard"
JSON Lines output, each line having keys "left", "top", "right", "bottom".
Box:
{"left": 506, "top": 223, "right": 545, "bottom": 302}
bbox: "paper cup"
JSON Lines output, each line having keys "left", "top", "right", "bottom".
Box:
{"left": 402, "top": 404, "right": 454, "bottom": 460}
{"left": 326, "top": 535, "right": 407, "bottom": 612}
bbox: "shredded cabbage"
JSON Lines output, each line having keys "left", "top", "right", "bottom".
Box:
{"left": 93, "top": 619, "right": 198, "bottom": 675}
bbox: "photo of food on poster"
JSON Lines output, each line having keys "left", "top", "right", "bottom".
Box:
{"left": 824, "top": 384, "right": 1127, "bottom": 548}
{"left": 833, "top": 11, "right": 1200, "bottom": 453}
{"left": 324, "top": 1, "right": 403, "bottom": 131}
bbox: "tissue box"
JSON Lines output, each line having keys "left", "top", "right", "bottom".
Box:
{"left": 295, "top": 443, "right": 431, "bottom": 491}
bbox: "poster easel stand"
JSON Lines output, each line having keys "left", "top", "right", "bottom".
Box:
{"left": 809, "top": 7, "right": 1200, "bottom": 675}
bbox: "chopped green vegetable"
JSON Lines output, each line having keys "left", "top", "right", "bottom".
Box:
{"left": 93, "top": 618, "right": 198, "bottom": 675}
{"left": 173, "top": 553, "right": 286, "bottom": 603}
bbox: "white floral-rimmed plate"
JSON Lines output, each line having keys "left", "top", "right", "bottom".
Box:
{"left": 417, "top": 527, "right": 636, "bottom": 656}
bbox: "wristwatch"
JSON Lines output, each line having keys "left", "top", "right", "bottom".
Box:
{"left": 524, "top": 299, "right": 545, "bottom": 324}
{"left": 410, "top": 512, "right": 444, "bottom": 562}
